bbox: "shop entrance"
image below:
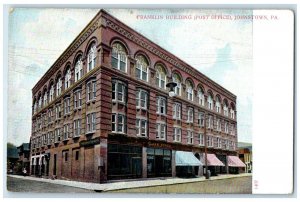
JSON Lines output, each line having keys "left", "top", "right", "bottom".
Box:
{"left": 154, "top": 156, "right": 164, "bottom": 176}
{"left": 147, "top": 148, "right": 172, "bottom": 178}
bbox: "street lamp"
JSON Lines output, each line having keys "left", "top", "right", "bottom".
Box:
{"left": 166, "top": 81, "right": 177, "bottom": 98}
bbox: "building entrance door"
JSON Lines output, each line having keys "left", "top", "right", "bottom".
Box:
{"left": 154, "top": 156, "right": 164, "bottom": 177}
{"left": 131, "top": 157, "right": 142, "bottom": 178}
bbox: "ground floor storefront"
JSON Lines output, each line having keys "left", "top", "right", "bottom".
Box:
{"left": 30, "top": 136, "right": 244, "bottom": 183}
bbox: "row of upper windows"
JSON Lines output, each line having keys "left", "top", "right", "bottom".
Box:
{"left": 33, "top": 41, "right": 235, "bottom": 116}
{"left": 33, "top": 42, "right": 97, "bottom": 114}
{"left": 113, "top": 80, "right": 235, "bottom": 121}
{"left": 31, "top": 113, "right": 96, "bottom": 148}
{"left": 32, "top": 79, "right": 234, "bottom": 132}
{"left": 110, "top": 42, "right": 236, "bottom": 117}
{"left": 111, "top": 113, "right": 235, "bottom": 150}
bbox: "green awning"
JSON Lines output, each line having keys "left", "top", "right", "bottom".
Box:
{"left": 175, "top": 151, "right": 203, "bottom": 166}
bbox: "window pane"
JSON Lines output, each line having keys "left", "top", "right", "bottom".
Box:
{"left": 111, "top": 57, "right": 118, "bottom": 69}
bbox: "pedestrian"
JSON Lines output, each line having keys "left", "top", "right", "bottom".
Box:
{"left": 22, "top": 167, "right": 27, "bottom": 176}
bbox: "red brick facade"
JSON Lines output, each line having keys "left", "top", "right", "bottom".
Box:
{"left": 30, "top": 9, "right": 238, "bottom": 183}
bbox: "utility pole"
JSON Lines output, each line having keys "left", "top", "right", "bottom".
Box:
{"left": 204, "top": 111, "right": 209, "bottom": 179}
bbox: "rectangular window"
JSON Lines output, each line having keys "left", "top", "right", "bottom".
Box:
{"left": 55, "top": 128, "right": 61, "bottom": 143}
{"left": 173, "top": 102, "right": 181, "bottom": 120}
{"left": 112, "top": 80, "right": 126, "bottom": 103}
{"left": 63, "top": 124, "right": 70, "bottom": 140}
{"left": 86, "top": 113, "right": 96, "bottom": 133}
{"left": 156, "top": 96, "right": 166, "bottom": 115}
{"left": 136, "top": 119, "right": 148, "bottom": 137}
{"left": 216, "top": 119, "right": 221, "bottom": 132}
{"left": 187, "top": 130, "right": 194, "bottom": 144}
{"left": 173, "top": 127, "right": 181, "bottom": 142}
{"left": 156, "top": 123, "right": 166, "bottom": 140}
{"left": 217, "top": 137, "right": 222, "bottom": 148}
{"left": 111, "top": 114, "right": 126, "bottom": 133}
{"left": 74, "top": 89, "right": 82, "bottom": 109}
{"left": 198, "top": 112, "right": 204, "bottom": 127}
{"left": 75, "top": 150, "right": 79, "bottom": 161}
{"left": 187, "top": 107, "right": 194, "bottom": 123}
{"left": 156, "top": 96, "right": 167, "bottom": 114}
{"left": 225, "top": 122, "right": 229, "bottom": 134}
{"left": 87, "top": 80, "right": 96, "bottom": 101}
{"left": 64, "top": 97, "right": 70, "bottom": 114}
{"left": 207, "top": 115, "right": 213, "bottom": 129}
{"left": 207, "top": 136, "right": 213, "bottom": 147}
{"left": 55, "top": 104, "right": 61, "bottom": 119}
{"left": 136, "top": 89, "right": 148, "bottom": 109}
{"left": 73, "top": 119, "right": 82, "bottom": 137}
{"left": 230, "top": 124, "right": 235, "bottom": 135}
{"left": 64, "top": 151, "right": 68, "bottom": 162}
{"left": 198, "top": 134, "right": 204, "bottom": 146}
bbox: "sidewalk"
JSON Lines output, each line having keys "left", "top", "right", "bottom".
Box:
{"left": 7, "top": 173, "right": 252, "bottom": 192}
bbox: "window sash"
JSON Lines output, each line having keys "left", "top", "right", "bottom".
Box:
{"left": 136, "top": 119, "right": 148, "bottom": 137}
{"left": 156, "top": 97, "right": 166, "bottom": 114}
{"left": 156, "top": 123, "right": 166, "bottom": 140}
{"left": 187, "top": 108, "right": 194, "bottom": 122}
{"left": 173, "top": 128, "right": 181, "bottom": 142}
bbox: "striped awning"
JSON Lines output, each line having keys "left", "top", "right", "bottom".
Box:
{"left": 202, "top": 153, "right": 225, "bottom": 166}
{"left": 228, "top": 156, "right": 246, "bottom": 167}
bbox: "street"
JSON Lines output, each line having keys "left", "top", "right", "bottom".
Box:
{"left": 6, "top": 176, "right": 94, "bottom": 193}
{"left": 6, "top": 174, "right": 252, "bottom": 194}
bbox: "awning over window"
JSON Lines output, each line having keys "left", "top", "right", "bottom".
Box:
{"left": 227, "top": 156, "right": 246, "bottom": 167}
{"left": 202, "top": 153, "right": 225, "bottom": 166}
{"left": 175, "top": 151, "right": 203, "bottom": 166}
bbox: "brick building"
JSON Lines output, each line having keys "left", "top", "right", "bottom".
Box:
{"left": 30, "top": 9, "right": 242, "bottom": 183}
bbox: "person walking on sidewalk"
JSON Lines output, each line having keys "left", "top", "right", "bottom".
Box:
{"left": 22, "top": 167, "right": 27, "bottom": 176}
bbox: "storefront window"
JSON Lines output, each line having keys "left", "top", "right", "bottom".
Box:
{"left": 107, "top": 144, "right": 142, "bottom": 180}
{"left": 147, "top": 147, "right": 172, "bottom": 178}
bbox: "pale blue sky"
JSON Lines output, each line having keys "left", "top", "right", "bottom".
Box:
{"left": 8, "top": 8, "right": 253, "bottom": 146}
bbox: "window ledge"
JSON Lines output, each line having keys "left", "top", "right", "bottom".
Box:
{"left": 86, "top": 99, "right": 96, "bottom": 105}
{"left": 136, "top": 107, "right": 148, "bottom": 111}
{"left": 85, "top": 131, "right": 96, "bottom": 135}
{"left": 112, "top": 100, "right": 126, "bottom": 105}
{"left": 111, "top": 132, "right": 126, "bottom": 135}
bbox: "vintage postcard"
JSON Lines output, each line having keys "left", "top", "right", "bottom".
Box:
{"left": 4, "top": 7, "right": 294, "bottom": 196}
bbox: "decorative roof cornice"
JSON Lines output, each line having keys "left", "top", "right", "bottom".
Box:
{"left": 104, "top": 13, "right": 236, "bottom": 100}
{"left": 32, "top": 11, "right": 102, "bottom": 93}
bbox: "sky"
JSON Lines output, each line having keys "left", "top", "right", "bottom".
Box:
{"left": 7, "top": 8, "right": 253, "bottom": 146}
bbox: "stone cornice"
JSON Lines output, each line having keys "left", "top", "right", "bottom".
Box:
{"left": 103, "top": 12, "right": 236, "bottom": 100}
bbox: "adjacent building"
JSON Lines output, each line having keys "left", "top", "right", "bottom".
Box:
{"left": 238, "top": 142, "right": 252, "bottom": 173}
{"left": 30, "top": 9, "right": 243, "bottom": 183}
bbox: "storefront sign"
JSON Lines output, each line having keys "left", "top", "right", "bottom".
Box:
{"left": 148, "top": 142, "right": 172, "bottom": 149}
{"left": 80, "top": 138, "right": 100, "bottom": 147}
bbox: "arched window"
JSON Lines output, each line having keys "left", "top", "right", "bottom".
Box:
{"left": 64, "top": 68, "right": 71, "bottom": 89}
{"left": 87, "top": 43, "right": 97, "bottom": 72}
{"left": 230, "top": 108, "right": 235, "bottom": 119}
{"left": 135, "top": 55, "right": 149, "bottom": 81}
{"left": 111, "top": 42, "right": 127, "bottom": 72}
{"left": 172, "top": 73, "right": 181, "bottom": 96}
{"left": 198, "top": 88, "right": 204, "bottom": 106}
{"left": 49, "top": 84, "right": 54, "bottom": 102}
{"left": 56, "top": 77, "right": 62, "bottom": 97}
{"left": 38, "top": 95, "right": 42, "bottom": 109}
{"left": 216, "top": 96, "right": 221, "bottom": 113}
{"left": 223, "top": 103, "right": 229, "bottom": 116}
{"left": 33, "top": 100, "right": 37, "bottom": 114}
{"left": 75, "top": 56, "right": 83, "bottom": 82}
{"left": 43, "top": 91, "right": 48, "bottom": 106}
{"left": 207, "top": 94, "right": 213, "bottom": 110}
{"left": 186, "top": 80, "right": 193, "bottom": 101}
{"left": 155, "top": 65, "right": 166, "bottom": 89}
